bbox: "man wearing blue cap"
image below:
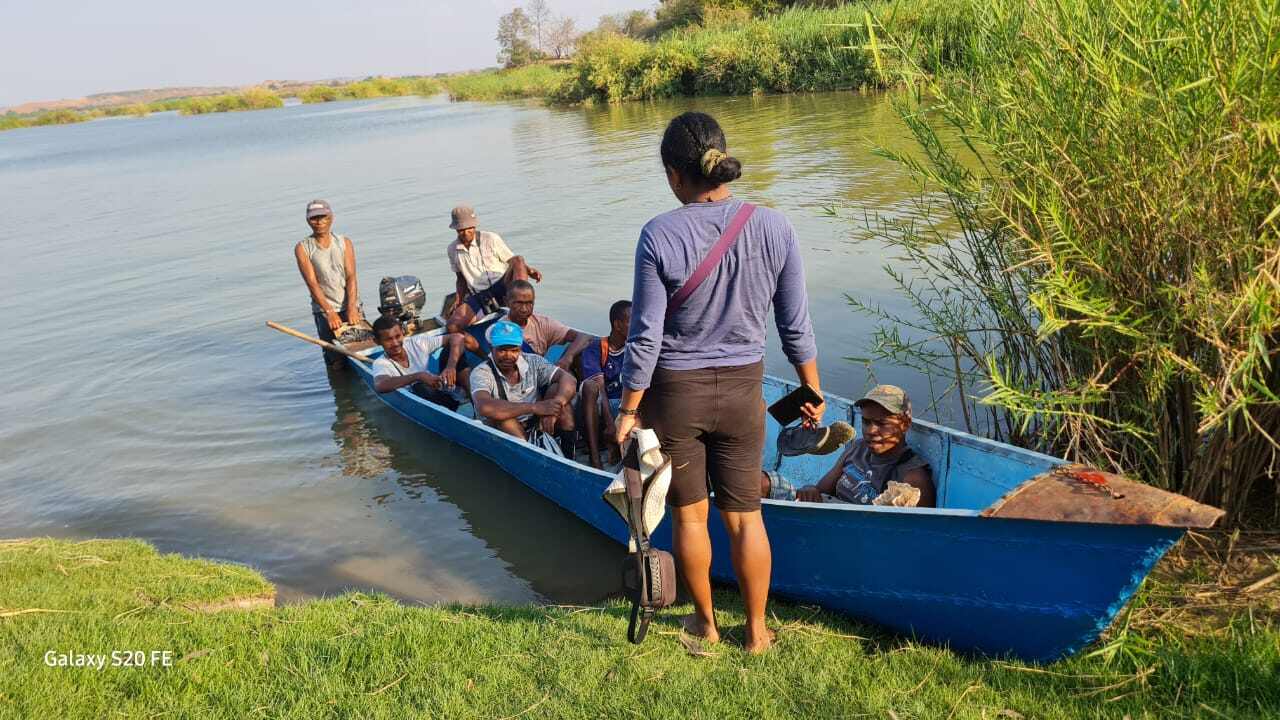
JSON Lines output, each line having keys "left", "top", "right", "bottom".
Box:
{"left": 470, "top": 320, "right": 577, "bottom": 450}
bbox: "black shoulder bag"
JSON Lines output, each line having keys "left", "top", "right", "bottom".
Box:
{"left": 619, "top": 442, "right": 677, "bottom": 643}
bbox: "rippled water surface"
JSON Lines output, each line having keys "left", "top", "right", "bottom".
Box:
{"left": 0, "top": 93, "right": 937, "bottom": 604}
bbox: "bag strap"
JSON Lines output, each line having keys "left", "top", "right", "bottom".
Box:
{"left": 876, "top": 448, "right": 918, "bottom": 489}
{"left": 891, "top": 448, "right": 917, "bottom": 475}
{"left": 623, "top": 444, "right": 650, "bottom": 550}
{"left": 389, "top": 357, "right": 409, "bottom": 377}
{"left": 665, "top": 202, "right": 756, "bottom": 320}
{"left": 624, "top": 445, "right": 655, "bottom": 644}
{"left": 628, "top": 603, "right": 651, "bottom": 644}
{"left": 387, "top": 335, "right": 419, "bottom": 378}
{"left": 486, "top": 356, "right": 509, "bottom": 402}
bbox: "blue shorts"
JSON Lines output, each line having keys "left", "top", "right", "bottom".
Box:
{"left": 577, "top": 376, "right": 622, "bottom": 417}
{"left": 465, "top": 280, "right": 507, "bottom": 315}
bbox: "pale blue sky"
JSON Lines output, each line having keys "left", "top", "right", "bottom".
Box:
{"left": 1, "top": 0, "right": 647, "bottom": 108}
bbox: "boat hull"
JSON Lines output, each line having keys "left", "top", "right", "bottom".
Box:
{"left": 349, "top": 353, "right": 1179, "bottom": 662}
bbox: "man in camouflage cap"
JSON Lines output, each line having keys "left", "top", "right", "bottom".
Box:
{"left": 784, "top": 384, "right": 936, "bottom": 507}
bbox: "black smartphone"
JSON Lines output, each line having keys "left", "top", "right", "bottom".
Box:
{"left": 767, "top": 384, "right": 824, "bottom": 425}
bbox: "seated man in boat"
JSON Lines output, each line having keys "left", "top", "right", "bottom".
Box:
{"left": 470, "top": 320, "right": 577, "bottom": 453}
{"left": 502, "top": 280, "right": 592, "bottom": 371}
{"left": 370, "top": 315, "right": 468, "bottom": 404}
{"left": 579, "top": 300, "right": 630, "bottom": 469}
{"left": 444, "top": 204, "right": 542, "bottom": 346}
{"left": 766, "top": 385, "right": 936, "bottom": 507}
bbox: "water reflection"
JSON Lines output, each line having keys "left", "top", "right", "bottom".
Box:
{"left": 572, "top": 92, "right": 913, "bottom": 205}
{"left": 325, "top": 371, "right": 624, "bottom": 603}
{"left": 0, "top": 90, "right": 965, "bottom": 610}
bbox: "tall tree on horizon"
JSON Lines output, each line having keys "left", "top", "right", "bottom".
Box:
{"left": 596, "top": 9, "right": 653, "bottom": 38}
{"left": 496, "top": 7, "right": 538, "bottom": 67}
{"left": 526, "top": 0, "right": 553, "bottom": 53}
{"left": 547, "top": 16, "right": 577, "bottom": 59}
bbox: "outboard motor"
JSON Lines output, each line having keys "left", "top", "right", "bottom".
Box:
{"left": 377, "top": 275, "right": 429, "bottom": 332}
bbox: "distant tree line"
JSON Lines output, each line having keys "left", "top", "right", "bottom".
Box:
{"left": 647, "top": 0, "right": 847, "bottom": 37}
{"left": 496, "top": 0, "right": 848, "bottom": 69}
{"left": 496, "top": 0, "right": 579, "bottom": 67}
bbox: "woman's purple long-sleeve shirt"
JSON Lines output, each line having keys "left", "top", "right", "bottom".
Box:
{"left": 623, "top": 198, "right": 817, "bottom": 390}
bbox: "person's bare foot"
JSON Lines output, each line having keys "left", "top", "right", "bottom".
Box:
{"left": 743, "top": 626, "right": 775, "bottom": 654}
{"left": 681, "top": 614, "right": 720, "bottom": 644}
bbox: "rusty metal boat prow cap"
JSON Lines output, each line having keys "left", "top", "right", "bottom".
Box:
{"left": 981, "top": 465, "right": 1225, "bottom": 528}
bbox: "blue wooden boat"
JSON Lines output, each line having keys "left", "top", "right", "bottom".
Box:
{"left": 340, "top": 323, "right": 1219, "bottom": 662}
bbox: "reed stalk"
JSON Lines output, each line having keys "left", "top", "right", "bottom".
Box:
{"left": 855, "top": 0, "right": 1280, "bottom": 520}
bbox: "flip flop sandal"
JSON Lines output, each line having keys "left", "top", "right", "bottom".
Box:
{"left": 777, "top": 421, "right": 855, "bottom": 457}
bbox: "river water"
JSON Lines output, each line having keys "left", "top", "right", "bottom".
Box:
{"left": 0, "top": 92, "right": 939, "bottom": 604}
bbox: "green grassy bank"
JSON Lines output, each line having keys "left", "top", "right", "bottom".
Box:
{"left": 0, "top": 103, "right": 152, "bottom": 131}
{"left": 299, "top": 76, "right": 443, "bottom": 104}
{"left": 441, "top": 64, "right": 569, "bottom": 102}
{"left": 1, "top": 0, "right": 973, "bottom": 133}
{"left": 2, "top": 537, "right": 1277, "bottom": 718}
{"left": 1, "top": 89, "right": 286, "bottom": 130}
{"left": 3, "top": 74, "right": 443, "bottom": 132}
{"left": 553, "top": 0, "right": 973, "bottom": 104}
{"left": 176, "top": 87, "right": 284, "bottom": 115}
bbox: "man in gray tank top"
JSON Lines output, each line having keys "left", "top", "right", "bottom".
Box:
{"left": 787, "top": 385, "right": 936, "bottom": 507}
{"left": 294, "top": 199, "right": 363, "bottom": 367}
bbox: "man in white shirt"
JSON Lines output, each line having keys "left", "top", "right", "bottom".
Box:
{"left": 444, "top": 204, "right": 542, "bottom": 342}
{"left": 371, "top": 315, "right": 468, "bottom": 399}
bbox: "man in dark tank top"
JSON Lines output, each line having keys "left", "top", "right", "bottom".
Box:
{"left": 785, "top": 385, "right": 936, "bottom": 507}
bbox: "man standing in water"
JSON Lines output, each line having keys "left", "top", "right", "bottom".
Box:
{"left": 444, "top": 204, "right": 542, "bottom": 342}
{"left": 294, "top": 199, "right": 363, "bottom": 368}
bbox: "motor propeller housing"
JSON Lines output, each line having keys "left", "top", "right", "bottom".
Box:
{"left": 377, "top": 275, "right": 428, "bottom": 330}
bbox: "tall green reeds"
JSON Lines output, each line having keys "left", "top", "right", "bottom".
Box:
{"left": 179, "top": 88, "right": 284, "bottom": 115}
{"left": 107, "top": 103, "right": 151, "bottom": 118}
{"left": 299, "top": 76, "right": 443, "bottom": 104}
{"left": 442, "top": 65, "right": 568, "bottom": 101}
{"left": 554, "top": 0, "right": 977, "bottom": 104}
{"left": 857, "top": 0, "right": 1280, "bottom": 519}
{"left": 0, "top": 108, "right": 116, "bottom": 131}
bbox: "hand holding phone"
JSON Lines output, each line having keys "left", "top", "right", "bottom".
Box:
{"left": 768, "top": 384, "right": 825, "bottom": 426}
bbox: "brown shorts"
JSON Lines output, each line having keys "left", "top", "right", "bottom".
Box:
{"left": 641, "top": 361, "right": 765, "bottom": 512}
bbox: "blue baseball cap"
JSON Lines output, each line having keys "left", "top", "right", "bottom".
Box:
{"left": 486, "top": 320, "right": 524, "bottom": 349}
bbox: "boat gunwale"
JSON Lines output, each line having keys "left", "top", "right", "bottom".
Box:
{"left": 346, "top": 336, "right": 1086, "bottom": 522}
{"left": 340, "top": 322, "right": 1186, "bottom": 661}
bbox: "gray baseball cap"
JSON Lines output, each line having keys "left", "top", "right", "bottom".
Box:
{"left": 449, "top": 204, "right": 478, "bottom": 230}
{"left": 855, "top": 385, "right": 911, "bottom": 415}
{"left": 305, "top": 199, "right": 332, "bottom": 219}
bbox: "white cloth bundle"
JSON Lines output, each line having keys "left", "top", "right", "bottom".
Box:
{"left": 872, "top": 480, "right": 922, "bottom": 507}
{"left": 603, "top": 429, "right": 671, "bottom": 551}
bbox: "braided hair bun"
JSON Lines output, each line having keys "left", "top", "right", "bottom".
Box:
{"left": 661, "top": 112, "right": 742, "bottom": 185}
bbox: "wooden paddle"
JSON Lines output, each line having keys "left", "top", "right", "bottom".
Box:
{"left": 265, "top": 321, "right": 374, "bottom": 364}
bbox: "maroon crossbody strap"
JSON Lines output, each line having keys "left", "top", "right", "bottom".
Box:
{"left": 665, "top": 202, "right": 756, "bottom": 320}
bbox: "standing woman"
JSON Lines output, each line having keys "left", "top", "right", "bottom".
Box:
{"left": 613, "top": 112, "right": 823, "bottom": 653}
